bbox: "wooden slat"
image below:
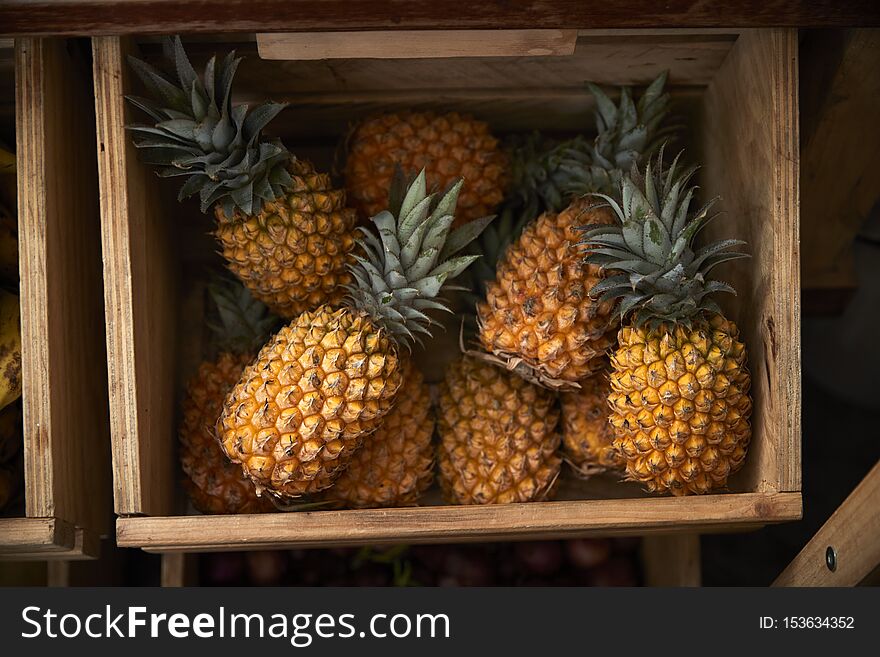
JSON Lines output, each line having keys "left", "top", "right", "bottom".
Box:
{"left": 161, "top": 553, "right": 197, "bottom": 587}
{"left": 1, "top": 1, "right": 878, "bottom": 36}
{"left": 799, "top": 30, "right": 880, "bottom": 295}
{"left": 15, "top": 37, "right": 111, "bottom": 533}
{"left": 117, "top": 492, "right": 802, "bottom": 552}
{"left": 92, "top": 36, "right": 176, "bottom": 516}
{"left": 700, "top": 29, "right": 801, "bottom": 494}
{"left": 0, "top": 517, "right": 76, "bottom": 557}
{"left": 642, "top": 535, "right": 701, "bottom": 586}
{"left": 774, "top": 461, "right": 880, "bottom": 587}
{"left": 257, "top": 30, "right": 578, "bottom": 60}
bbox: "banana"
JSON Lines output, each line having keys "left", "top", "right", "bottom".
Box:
{"left": 0, "top": 290, "right": 21, "bottom": 412}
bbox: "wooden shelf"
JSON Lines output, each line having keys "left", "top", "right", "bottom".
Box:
{"left": 0, "top": 517, "right": 100, "bottom": 560}
{"left": 118, "top": 492, "right": 802, "bottom": 553}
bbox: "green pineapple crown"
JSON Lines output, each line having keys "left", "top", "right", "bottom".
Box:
{"left": 556, "top": 70, "right": 673, "bottom": 200}
{"left": 465, "top": 71, "right": 674, "bottom": 299}
{"left": 504, "top": 70, "right": 673, "bottom": 222}
{"left": 580, "top": 148, "right": 749, "bottom": 328}
{"left": 125, "top": 36, "right": 292, "bottom": 218}
{"left": 347, "top": 168, "right": 492, "bottom": 348}
{"left": 206, "top": 275, "right": 281, "bottom": 356}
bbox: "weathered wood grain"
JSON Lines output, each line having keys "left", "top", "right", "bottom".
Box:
{"left": 15, "top": 37, "right": 111, "bottom": 536}
{"left": 117, "top": 492, "right": 801, "bottom": 552}
{"left": 1, "top": 1, "right": 878, "bottom": 36}
{"left": 257, "top": 29, "right": 578, "bottom": 60}
{"left": 92, "top": 36, "right": 176, "bottom": 516}
{"left": 774, "top": 460, "right": 880, "bottom": 587}
{"left": 700, "top": 29, "right": 801, "bottom": 494}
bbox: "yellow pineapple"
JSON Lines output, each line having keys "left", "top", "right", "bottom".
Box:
{"left": 560, "top": 373, "right": 623, "bottom": 477}
{"left": 581, "top": 151, "right": 752, "bottom": 495}
{"left": 477, "top": 199, "right": 617, "bottom": 386}
{"left": 179, "top": 280, "right": 280, "bottom": 514}
{"left": 218, "top": 170, "right": 490, "bottom": 500}
{"left": 345, "top": 111, "right": 507, "bottom": 228}
{"left": 127, "top": 37, "right": 357, "bottom": 318}
{"left": 324, "top": 364, "right": 434, "bottom": 508}
{"left": 437, "top": 355, "right": 561, "bottom": 504}
{"left": 180, "top": 352, "right": 274, "bottom": 514}
{"left": 476, "top": 74, "right": 672, "bottom": 388}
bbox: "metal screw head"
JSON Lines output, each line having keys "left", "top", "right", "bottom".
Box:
{"left": 825, "top": 546, "right": 837, "bottom": 572}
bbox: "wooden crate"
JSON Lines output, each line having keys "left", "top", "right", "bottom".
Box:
{"left": 93, "top": 29, "right": 802, "bottom": 553}
{"left": 0, "top": 38, "right": 111, "bottom": 560}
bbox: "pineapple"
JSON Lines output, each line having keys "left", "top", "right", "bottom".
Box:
{"left": 437, "top": 355, "right": 561, "bottom": 504}
{"left": 217, "top": 170, "right": 490, "bottom": 500}
{"left": 560, "top": 372, "right": 623, "bottom": 476}
{"left": 344, "top": 111, "right": 507, "bottom": 227}
{"left": 179, "top": 279, "right": 280, "bottom": 514}
{"left": 324, "top": 364, "right": 434, "bottom": 508}
{"left": 580, "top": 151, "right": 752, "bottom": 495}
{"left": 181, "top": 352, "right": 275, "bottom": 514}
{"left": 476, "top": 73, "right": 672, "bottom": 387}
{"left": 126, "top": 37, "right": 357, "bottom": 318}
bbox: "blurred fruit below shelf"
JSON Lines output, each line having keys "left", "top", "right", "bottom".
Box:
{"left": 198, "top": 537, "right": 643, "bottom": 587}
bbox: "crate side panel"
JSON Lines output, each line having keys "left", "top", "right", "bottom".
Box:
{"left": 700, "top": 29, "right": 801, "bottom": 493}
{"left": 93, "top": 36, "right": 176, "bottom": 516}
{"left": 16, "top": 38, "right": 112, "bottom": 532}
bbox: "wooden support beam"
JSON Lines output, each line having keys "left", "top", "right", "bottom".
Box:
{"left": 774, "top": 460, "right": 880, "bottom": 586}
{"left": 161, "top": 552, "right": 198, "bottom": 587}
{"left": 642, "top": 534, "right": 702, "bottom": 586}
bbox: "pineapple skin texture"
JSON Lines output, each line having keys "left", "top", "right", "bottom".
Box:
{"left": 325, "top": 365, "right": 434, "bottom": 508}
{"left": 609, "top": 315, "right": 752, "bottom": 496}
{"left": 345, "top": 112, "right": 507, "bottom": 227}
{"left": 180, "top": 352, "right": 274, "bottom": 514}
{"left": 477, "top": 199, "right": 618, "bottom": 384}
{"left": 561, "top": 374, "right": 623, "bottom": 476}
{"left": 437, "top": 356, "right": 561, "bottom": 504}
{"left": 215, "top": 159, "right": 357, "bottom": 319}
{"left": 218, "top": 305, "right": 404, "bottom": 500}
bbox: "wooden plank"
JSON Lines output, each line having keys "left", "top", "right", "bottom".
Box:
{"left": 700, "top": 29, "right": 801, "bottom": 494}
{"left": 161, "top": 552, "right": 197, "bottom": 587}
{"left": 799, "top": 30, "right": 880, "bottom": 294}
{"left": 0, "top": 517, "right": 76, "bottom": 557}
{"left": 257, "top": 30, "right": 578, "bottom": 60}
{"left": 641, "top": 535, "right": 701, "bottom": 586}
{"left": 774, "top": 461, "right": 880, "bottom": 587}
{"left": 15, "top": 37, "right": 112, "bottom": 534}
{"left": 92, "top": 36, "right": 176, "bottom": 516}
{"left": 1, "top": 2, "right": 878, "bottom": 36}
{"left": 117, "top": 492, "right": 802, "bottom": 552}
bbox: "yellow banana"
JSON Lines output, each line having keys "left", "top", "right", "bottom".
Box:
{"left": 0, "top": 290, "right": 21, "bottom": 411}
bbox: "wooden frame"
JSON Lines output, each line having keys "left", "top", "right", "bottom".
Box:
{"left": 0, "top": 38, "right": 111, "bottom": 560}
{"left": 2, "top": 1, "right": 879, "bottom": 36}
{"left": 94, "top": 28, "right": 801, "bottom": 553}
{"left": 774, "top": 460, "right": 880, "bottom": 587}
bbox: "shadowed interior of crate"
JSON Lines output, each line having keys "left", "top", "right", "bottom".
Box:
{"left": 128, "top": 31, "right": 792, "bottom": 518}
{"left": 0, "top": 44, "right": 25, "bottom": 521}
